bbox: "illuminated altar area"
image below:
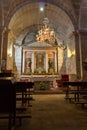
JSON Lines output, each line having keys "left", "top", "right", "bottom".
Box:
{"left": 16, "top": 17, "right": 67, "bottom": 91}
{"left": 21, "top": 17, "right": 66, "bottom": 76}
{"left": 20, "top": 17, "right": 67, "bottom": 91}
{"left": 21, "top": 46, "right": 59, "bottom": 90}
{"left": 22, "top": 47, "right": 58, "bottom": 75}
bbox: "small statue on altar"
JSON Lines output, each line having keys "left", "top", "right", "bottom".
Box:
{"left": 28, "top": 59, "right": 32, "bottom": 68}
{"left": 26, "top": 58, "right": 32, "bottom": 70}
{"left": 36, "top": 53, "right": 44, "bottom": 68}
{"left": 48, "top": 59, "right": 53, "bottom": 68}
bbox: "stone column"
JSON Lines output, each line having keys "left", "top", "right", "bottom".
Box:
{"left": 72, "top": 31, "right": 81, "bottom": 79}
{"left": 79, "top": 30, "right": 87, "bottom": 80}
{"left": 46, "top": 51, "right": 48, "bottom": 73}
{"left": 0, "top": 26, "right": 3, "bottom": 71}
{"left": 2, "top": 27, "right": 10, "bottom": 70}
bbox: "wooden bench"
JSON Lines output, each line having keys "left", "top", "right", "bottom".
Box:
{"left": 81, "top": 95, "right": 87, "bottom": 99}
{"left": 15, "top": 104, "right": 31, "bottom": 125}
{"left": 16, "top": 114, "right": 31, "bottom": 126}
{"left": 16, "top": 104, "right": 29, "bottom": 110}
{"left": 74, "top": 101, "right": 87, "bottom": 108}
{"left": 16, "top": 81, "right": 34, "bottom": 105}
{"left": 16, "top": 103, "right": 32, "bottom": 126}
{"left": 64, "top": 97, "right": 83, "bottom": 103}
{"left": 0, "top": 77, "right": 16, "bottom": 130}
{"left": 0, "top": 78, "right": 32, "bottom": 129}
{"left": 16, "top": 96, "right": 34, "bottom": 101}
{"left": 0, "top": 113, "right": 32, "bottom": 126}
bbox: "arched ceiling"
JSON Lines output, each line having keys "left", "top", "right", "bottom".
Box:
{"left": 80, "top": 0, "right": 87, "bottom": 30}
{"left": 1, "top": 0, "right": 87, "bottom": 43}
{"left": 8, "top": 2, "right": 74, "bottom": 41}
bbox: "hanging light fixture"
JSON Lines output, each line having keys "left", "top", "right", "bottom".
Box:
{"left": 36, "top": 17, "right": 56, "bottom": 45}
{"left": 36, "top": 2, "right": 56, "bottom": 46}
{"left": 36, "top": 2, "right": 67, "bottom": 50}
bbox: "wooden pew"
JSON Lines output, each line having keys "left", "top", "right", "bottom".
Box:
{"left": 0, "top": 78, "right": 32, "bottom": 128}
{"left": 0, "top": 70, "right": 14, "bottom": 77}
{"left": 62, "top": 81, "right": 87, "bottom": 108}
{"left": 16, "top": 81, "right": 34, "bottom": 105}
{"left": 0, "top": 77, "right": 16, "bottom": 130}
{"left": 15, "top": 81, "right": 34, "bottom": 125}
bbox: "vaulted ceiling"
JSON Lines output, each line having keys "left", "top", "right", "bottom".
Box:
{"left": 0, "top": 0, "right": 87, "bottom": 43}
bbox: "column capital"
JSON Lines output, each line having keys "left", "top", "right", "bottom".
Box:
{"left": 69, "top": 30, "right": 79, "bottom": 39}
{"left": 73, "top": 30, "right": 79, "bottom": 35}
{"left": 0, "top": 26, "right": 10, "bottom": 34}
{"left": 3, "top": 27, "right": 10, "bottom": 34}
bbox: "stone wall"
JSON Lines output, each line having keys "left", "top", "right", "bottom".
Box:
{"left": 58, "top": 47, "right": 67, "bottom": 74}
{"left": 66, "top": 32, "right": 76, "bottom": 75}
{"left": 80, "top": 31, "right": 87, "bottom": 80}
{"left": 13, "top": 46, "right": 22, "bottom": 79}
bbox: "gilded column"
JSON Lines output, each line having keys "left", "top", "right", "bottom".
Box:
{"left": 22, "top": 49, "right": 25, "bottom": 73}
{"left": 55, "top": 51, "right": 57, "bottom": 73}
{"left": 32, "top": 51, "right": 35, "bottom": 73}
{"left": 46, "top": 51, "right": 48, "bottom": 73}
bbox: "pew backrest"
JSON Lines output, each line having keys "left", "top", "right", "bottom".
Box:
{"left": 0, "top": 77, "right": 16, "bottom": 113}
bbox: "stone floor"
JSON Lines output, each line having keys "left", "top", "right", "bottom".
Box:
{"left": 1, "top": 94, "right": 87, "bottom": 130}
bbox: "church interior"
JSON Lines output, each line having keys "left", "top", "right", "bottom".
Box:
{"left": 0, "top": 0, "right": 87, "bottom": 130}
{"left": 0, "top": 0, "right": 84, "bottom": 80}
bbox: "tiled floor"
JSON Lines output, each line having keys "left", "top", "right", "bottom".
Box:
{"left": 1, "top": 94, "right": 87, "bottom": 130}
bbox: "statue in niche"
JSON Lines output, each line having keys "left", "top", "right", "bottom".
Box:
{"left": 48, "top": 59, "right": 53, "bottom": 68}
{"left": 36, "top": 53, "right": 44, "bottom": 68}
{"left": 26, "top": 58, "right": 32, "bottom": 73}
{"left": 48, "top": 59, "right": 54, "bottom": 74}
{"left": 28, "top": 59, "right": 32, "bottom": 68}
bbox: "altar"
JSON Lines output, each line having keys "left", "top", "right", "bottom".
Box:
{"left": 20, "top": 75, "right": 61, "bottom": 90}
{"left": 21, "top": 44, "right": 60, "bottom": 91}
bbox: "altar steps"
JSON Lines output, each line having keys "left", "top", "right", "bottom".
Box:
{"left": 33, "top": 88, "right": 63, "bottom": 94}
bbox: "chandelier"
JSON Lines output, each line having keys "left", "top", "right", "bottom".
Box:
{"left": 36, "top": 17, "right": 56, "bottom": 46}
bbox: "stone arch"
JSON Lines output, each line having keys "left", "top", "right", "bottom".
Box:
{"left": 6, "top": 0, "right": 78, "bottom": 30}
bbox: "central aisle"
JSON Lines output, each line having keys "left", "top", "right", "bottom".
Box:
{"left": 15, "top": 94, "right": 87, "bottom": 130}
